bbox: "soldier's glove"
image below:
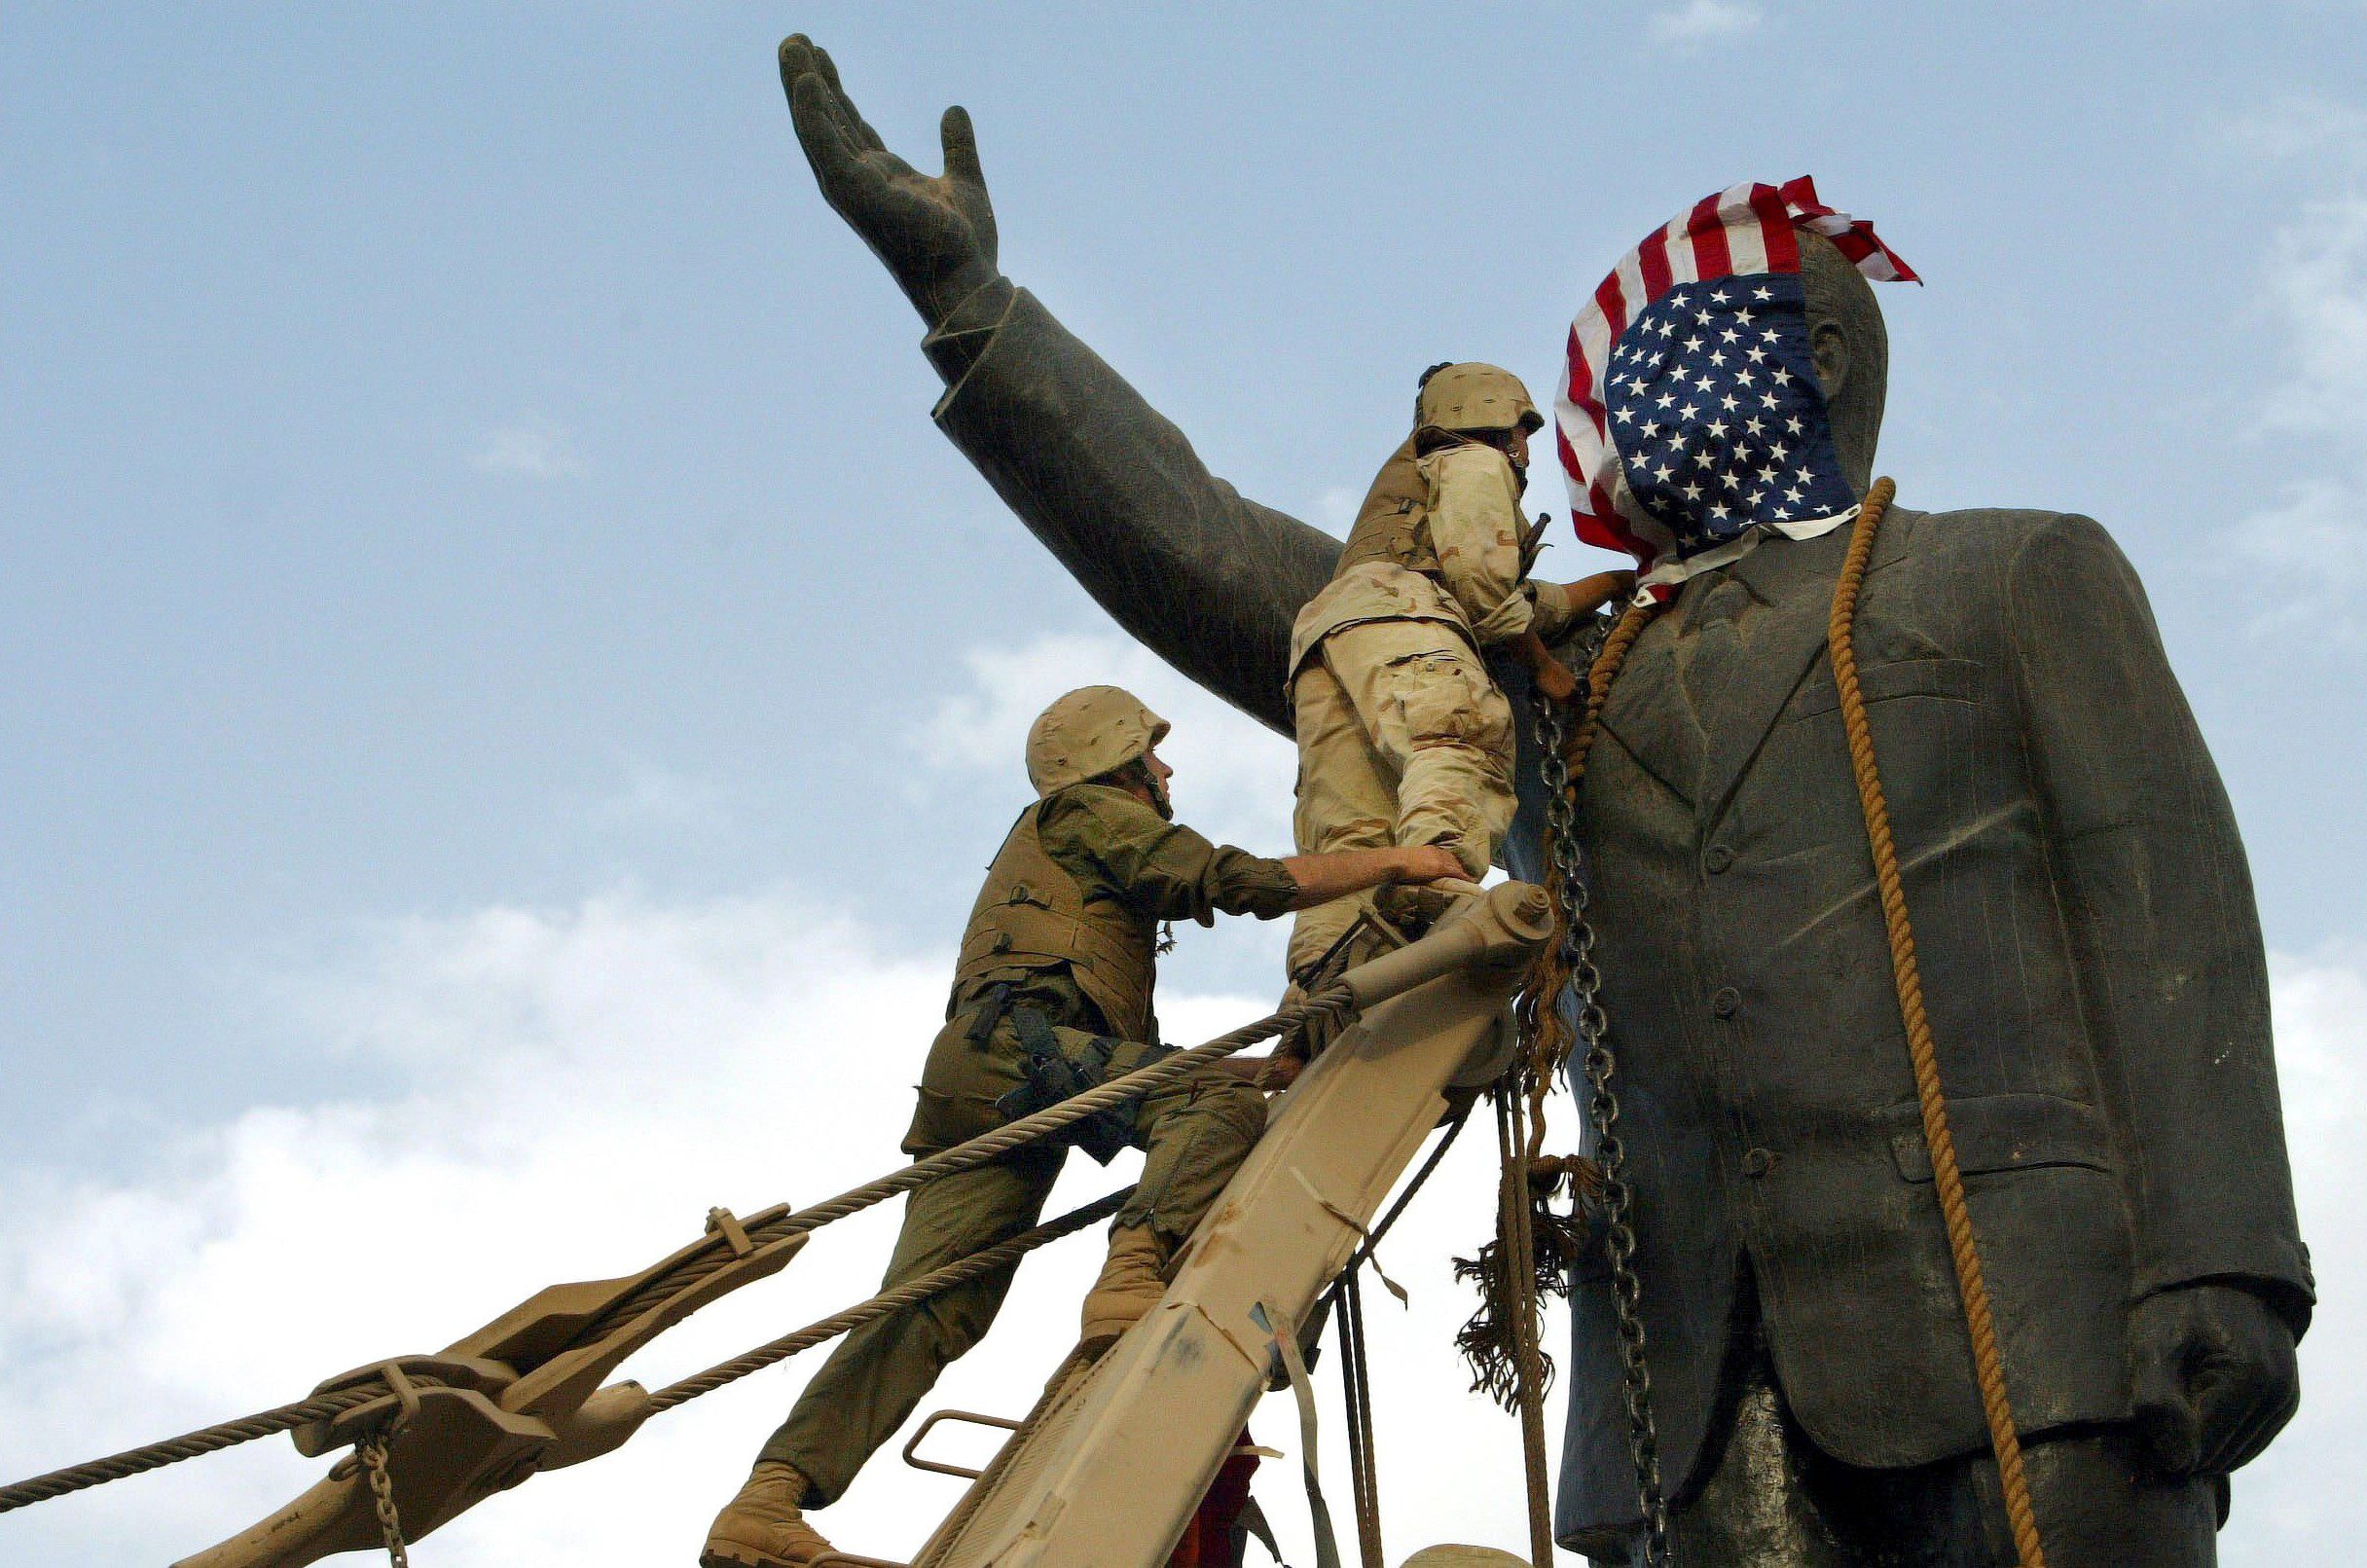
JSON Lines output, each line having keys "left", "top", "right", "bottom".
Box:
{"left": 2128, "top": 1282, "right": 2302, "bottom": 1477}
{"left": 778, "top": 35, "right": 1002, "bottom": 326}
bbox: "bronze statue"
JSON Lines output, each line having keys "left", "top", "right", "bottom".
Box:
{"left": 770, "top": 34, "right": 2309, "bottom": 1568}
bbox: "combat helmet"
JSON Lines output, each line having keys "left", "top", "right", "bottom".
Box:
{"left": 1415, "top": 361, "right": 1545, "bottom": 437}
{"left": 1026, "top": 685, "right": 1171, "bottom": 796}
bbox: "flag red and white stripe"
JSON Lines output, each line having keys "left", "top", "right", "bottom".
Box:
{"left": 1557, "top": 177, "right": 1918, "bottom": 576}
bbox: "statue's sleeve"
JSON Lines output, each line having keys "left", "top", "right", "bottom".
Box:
{"left": 921, "top": 277, "right": 1340, "bottom": 736}
{"left": 2007, "top": 514, "right": 2312, "bottom": 1327}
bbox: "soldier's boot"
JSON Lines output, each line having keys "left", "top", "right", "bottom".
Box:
{"left": 700, "top": 1461, "right": 835, "bottom": 1568}
{"left": 1079, "top": 1224, "right": 1170, "bottom": 1349}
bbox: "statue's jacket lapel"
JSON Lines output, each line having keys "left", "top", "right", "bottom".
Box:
{"left": 1693, "top": 527, "right": 1860, "bottom": 835}
{"left": 1593, "top": 612, "right": 1700, "bottom": 813}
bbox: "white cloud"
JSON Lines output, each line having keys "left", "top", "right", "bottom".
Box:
{"left": 2223, "top": 948, "right": 2367, "bottom": 1563}
{"left": 0, "top": 877, "right": 1533, "bottom": 1564}
{"left": 471, "top": 414, "right": 585, "bottom": 478}
{"left": 2220, "top": 93, "right": 2367, "bottom": 167}
{"left": 2233, "top": 475, "right": 2367, "bottom": 634}
{"left": 2234, "top": 115, "right": 2367, "bottom": 638}
{"left": 578, "top": 760, "right": 736, "bottom": 835}
{"left": 2260, "top": 195, "right": 2367, "bottom": 440}
{"left": 0, "top": 891, "right": 963, "bottom": 1564}
{"left": 1648, "top": 0, "right": 1764, "bottom": 49}
{"left": 1, "top": 815, "right": 2352, "bottom": 1559}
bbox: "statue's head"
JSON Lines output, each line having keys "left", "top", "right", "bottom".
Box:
{"left": 1799, "top": 227, "right": 1888, "bottom": 495}
{"left": 1561, "top": 188, "right": 1912, "bottom": 591}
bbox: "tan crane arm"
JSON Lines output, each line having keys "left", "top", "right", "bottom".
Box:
{"left": 913, "top": 881, "right": 1552, "bottom": 1568}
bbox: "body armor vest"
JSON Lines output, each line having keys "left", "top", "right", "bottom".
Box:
{"left": 954, "top": 802, "right": 1158, "bottom": 1044}
{"left": 1331, "top": 436, "right": 1440, "bottom": 580}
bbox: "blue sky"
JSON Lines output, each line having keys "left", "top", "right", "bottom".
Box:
{"left": 3, "top": 4, "right": 2362, "bottom": 1564}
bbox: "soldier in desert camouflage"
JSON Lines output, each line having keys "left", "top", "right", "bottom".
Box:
{"left": 1286, "top": 362, "right": 1632, "bottom": 982}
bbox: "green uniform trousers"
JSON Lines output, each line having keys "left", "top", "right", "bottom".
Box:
{"left": 757, "top": 1007, "right": 1266, "bottom": 1506}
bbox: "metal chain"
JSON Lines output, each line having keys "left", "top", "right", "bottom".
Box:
{"left": 1530, "top": 677, "right": 1672, "bottom": 1568}
{"left": 357, "top": 1435, "right": 410, "bottom": 1568}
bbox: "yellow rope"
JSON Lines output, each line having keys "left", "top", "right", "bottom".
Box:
{"left": 1829, "top": 478, "right": 2046, "bottom": 1568}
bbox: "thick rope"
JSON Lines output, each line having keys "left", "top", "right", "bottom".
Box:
{"left": 1514, "top": 492, "right": 2045, "bottom": 1560}
{"left": 599, "top": 988, "right": 1340, "bottom": 1333}
{"left": 648, "top": 1186, "right": 1131, "bottom": 1411}
{"left": 0, "top": 990, "right": 1341, "bottom": 1515}
{"left": 1498, "top": 1089, "right": 1555, "bottom": 1568}
{"left": 1829, "top": 479, "right": 2046, "bottom": 1568}
{"left": 0, "top": 1387, "right": 381, "bottom": 1513}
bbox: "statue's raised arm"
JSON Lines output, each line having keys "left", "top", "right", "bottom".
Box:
{"left": 779, "top": 35, "right": 1334, "bottom": 734}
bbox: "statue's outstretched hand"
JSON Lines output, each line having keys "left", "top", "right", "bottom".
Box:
{"left": 778, "top": 34, "right": 1000, "bottom": 324}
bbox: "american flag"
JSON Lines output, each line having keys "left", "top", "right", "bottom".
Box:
{"left": 1556, "top": 177, "right": 1918, "bottom": 598}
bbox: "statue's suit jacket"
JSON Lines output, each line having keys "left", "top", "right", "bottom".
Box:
{"left": 911, "top": 278, "right": 2312, "bottom": 1544}
{"left": 1538, "top": 507, "right": 2309, "bottom": 1541}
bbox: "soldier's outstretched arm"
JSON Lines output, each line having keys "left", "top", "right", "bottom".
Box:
{"left": 777, "top": 35, "right": 1335, "bottom": 735}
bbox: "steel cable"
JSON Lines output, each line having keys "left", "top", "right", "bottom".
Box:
{"left": 647, "top": 1187, "right": 1131, "bottom": 1411}
{"left": 0, "top": 987, "right": 1343, "bottom": 1515}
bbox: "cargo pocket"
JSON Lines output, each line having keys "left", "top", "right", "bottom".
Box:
{"left": 903, "top": 1084, "right": 989, "bottom": 1156}
{"left": 1394, "top": 655, "right": 1511, "bottom": 753}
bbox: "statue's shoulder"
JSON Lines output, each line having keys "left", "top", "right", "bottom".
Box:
{"left": 1886, "top": 504, "right": 2123, "bottom": 580}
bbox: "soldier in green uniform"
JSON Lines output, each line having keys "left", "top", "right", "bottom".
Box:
{"left": 702, "top": 685, "right": 1465, "bottom": 1568}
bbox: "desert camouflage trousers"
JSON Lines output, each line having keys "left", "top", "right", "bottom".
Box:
{"left": 1286, "top": 615, "right": 1515, "bottom": 979}
{"left": 757, "top": 1005, "right": 1265, "bottom": 1507}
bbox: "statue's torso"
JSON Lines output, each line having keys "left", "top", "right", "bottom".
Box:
{"left": 1542, "top": 506, "right": 2138, "bottom": 1524}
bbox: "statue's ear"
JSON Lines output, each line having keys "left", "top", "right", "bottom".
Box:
{"left": 1810, "top": 317, "right": 1851, "bottom": 405}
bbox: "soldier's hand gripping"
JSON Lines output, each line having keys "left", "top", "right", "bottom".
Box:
{"left": 777, "top": 34, "right": 1000, "bottom": 323}
{"left": 1516, "top": 630, "right": 1581, "bottom": 705}
{"left": 1394, "top": 844, "right": 1469, "bottom": 884}
{"left": 1281, "top": 842, "right": 1469, "bottom": 910}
